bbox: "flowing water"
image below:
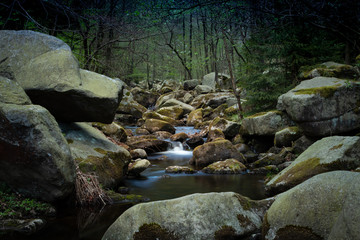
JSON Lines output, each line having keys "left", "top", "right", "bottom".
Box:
{"left": 8, "top": 126, "right": 265, "bottom": 240}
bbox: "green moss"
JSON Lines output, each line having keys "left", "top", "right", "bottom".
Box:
{"left": 214, "top": 225, "right": 237, "bottom": 240}
{"left": 236, "top": 195, "right": 252, "bottom": 211}
{"left": 330, "top": 144, "right": 343, "bottom": 150}
{"left": 247, "top": 110, "right": 282, "bottom": 118}
{"left": 133, "top": 223, "right": 179, "bottom": 240}
{"left": 294, "top": 85, "right": 341, "bottom": 98}
{"left": 272, "top": 157, "right": 321, "bottom": 186}
{"left": 94, "top": 148, "right": 107, "bottom": 155}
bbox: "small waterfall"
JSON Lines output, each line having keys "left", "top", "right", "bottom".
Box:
{"left": 170, "top": 141, "right": 184, "bottom": 152}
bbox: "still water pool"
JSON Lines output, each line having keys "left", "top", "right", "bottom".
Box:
{"left": 8, "top": 127, "right": 265, "bottom": 240}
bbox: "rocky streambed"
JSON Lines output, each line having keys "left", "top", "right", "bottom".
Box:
{"left": 2, "top": 30, "right": 360, "bottom": 240}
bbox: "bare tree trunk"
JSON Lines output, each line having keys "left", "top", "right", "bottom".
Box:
{"left": 189, "top": 12, "right": 193, "bottom": 79}
{"left": 222, "top": 30, "right": 243, "bottom": 120}
{"left": 182, "top": 15, "right": 187, "bottom": 79}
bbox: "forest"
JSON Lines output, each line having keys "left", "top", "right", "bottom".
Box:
{"left": 2, "top": 0, "right": 359, "bottom": 111}
{"left": 1, "top": 1, "right": 360, "bottom": 239}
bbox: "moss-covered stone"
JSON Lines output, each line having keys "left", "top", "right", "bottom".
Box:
{"left": 143, "top": 118, "right": 176, "bottom": 134}
{"left": 294, "top": 85, "right": 340, "bottom": 98}
{"left": 186, "top": 108, "right": 203, "bottom": 126}
{"left": 266, "top": 136, "right": 360, "bottom": 195}
{"left": 143, "top": 111, "right": 178, "bottom": 125}
{"left": 133, "top": 223, "right": 179, "bottom": 240}
{"left": 202, "top": 159, "right": 246, "bottom": 174}
{"left": 157, "top": 106, "right": 184, "bottom": 120}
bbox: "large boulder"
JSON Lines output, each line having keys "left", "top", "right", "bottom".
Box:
{"left": 242, "top": 111, "right": 294, "bottom": 136}
{"left": 263, "top": 171, "right": 360, "bottom": 240}
{"left": 202, "top": 72, "right": 231, "bottom": 90}
{"left": 266, "top": 136, "right": 360, "bottom": 195}
{"left": 0, "top": 76, "right": 31, "bottom": 105}
{"left": 156, "top": 106, "right": 184, "bottom": 120}
{"left": 143, "top": 119, "right": 176, "bottom": 134}
{"left": 142, "top": 111, "right": 178, "bottom": 125}
{"left": 191, "top": 92, "right": 237, "bottom": 109}
{"left": 191, "top": 139, "right": 245, "bottom": 167}
{"left": 60, "top": 122, "right": 131, "bottom": 188}
{"left": 209, "top": 117, "right": 241, "bottom": 139}
{"left": 102, "top": 192, "right": 274, "bottom": 240}
{"left": 158, "top": 99, "right": 195, "bottom": 114}
{"left": 0, "top": 30, "right": 123, "bottom": 123}
{"left": 277, "top": 77, "right": 360, "bottom": 136}
{"left": 126, "top": 135, "right": 169, "bottom": 154}
{"left": 299, "top": 61, "right": 359, "bottom": 80}
{"left": 0, "top": 103, "right": 76, "bottom": 202}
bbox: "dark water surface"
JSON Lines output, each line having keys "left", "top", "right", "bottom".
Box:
{"left": 7, "top": 127, "right": 266, "bottom": 240}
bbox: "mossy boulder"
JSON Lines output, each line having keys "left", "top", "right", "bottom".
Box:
{"left": 0, "top": 76, "right": 31, "bottom": 105}
{"left": 202, "top": 159, "right": 246, "bottom": 174}
{"left": 0, "top": 30, "right": 124, "bottom": 123}
{"left": 143, "top": 119, "right": 176, "bottom": 134}
{"left": 102, "top": 192, "right": 274, "bottom": 240}
{"left": 299, "top": 61, "right": 359, "bottom": 80}
{"left": 127, "top": 159, "right": 151, "bottom": 176}
{"left": 209, "top": 117, "right": 241, "bottom": 139}
{"left": 142, "top": 111, "right": 178, "bottom": 125}
{"left": 0, "top": 103, "right": 76, "bottom": 202}
{"left": 158, "top": 99, "right": 195, "bottom": 114}
{"left": 263, "top": 171, "right": 360, "bottom": 240}
{"left": 277, "top": 77, "right": 360, "bottom": 136}
{"left": 266, "top": 136, "right": 360, "bottom": 195}
{"left": 60, "top": 122, "right": 131, "bottom": 189}
{"left": 186, "top": 108, "right": 203, "bottom": 126}
{"left": 170, "top": 132, "right": 189, "bottom": 142}
{"left": 92, "top": 122, "right": 128, "bottom": 143}
{"left": 126, "top": 135, "right": 169, "bottom": 154}
{"left": 165, "top": 166, "right": 197, "bottom": 174}
{"left": 274, "top": 126, "right": 302, "bottom": 147}
{"left": 156, "top": 106, "right": 184, "bottom": 120}
{"left": 191, "top": 139, "right": 245, "bottom": 167}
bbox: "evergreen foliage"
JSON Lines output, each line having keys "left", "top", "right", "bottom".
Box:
{"left": 238, "top": 23, "right": 345, "bottom": 112}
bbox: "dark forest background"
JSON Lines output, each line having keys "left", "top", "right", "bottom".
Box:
{"left": 1, "top": 0, "right": 359, "bottom": 111}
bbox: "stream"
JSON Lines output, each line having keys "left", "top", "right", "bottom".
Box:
{"left": 8, "top": 126, "right": 266, "bottom": 240}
